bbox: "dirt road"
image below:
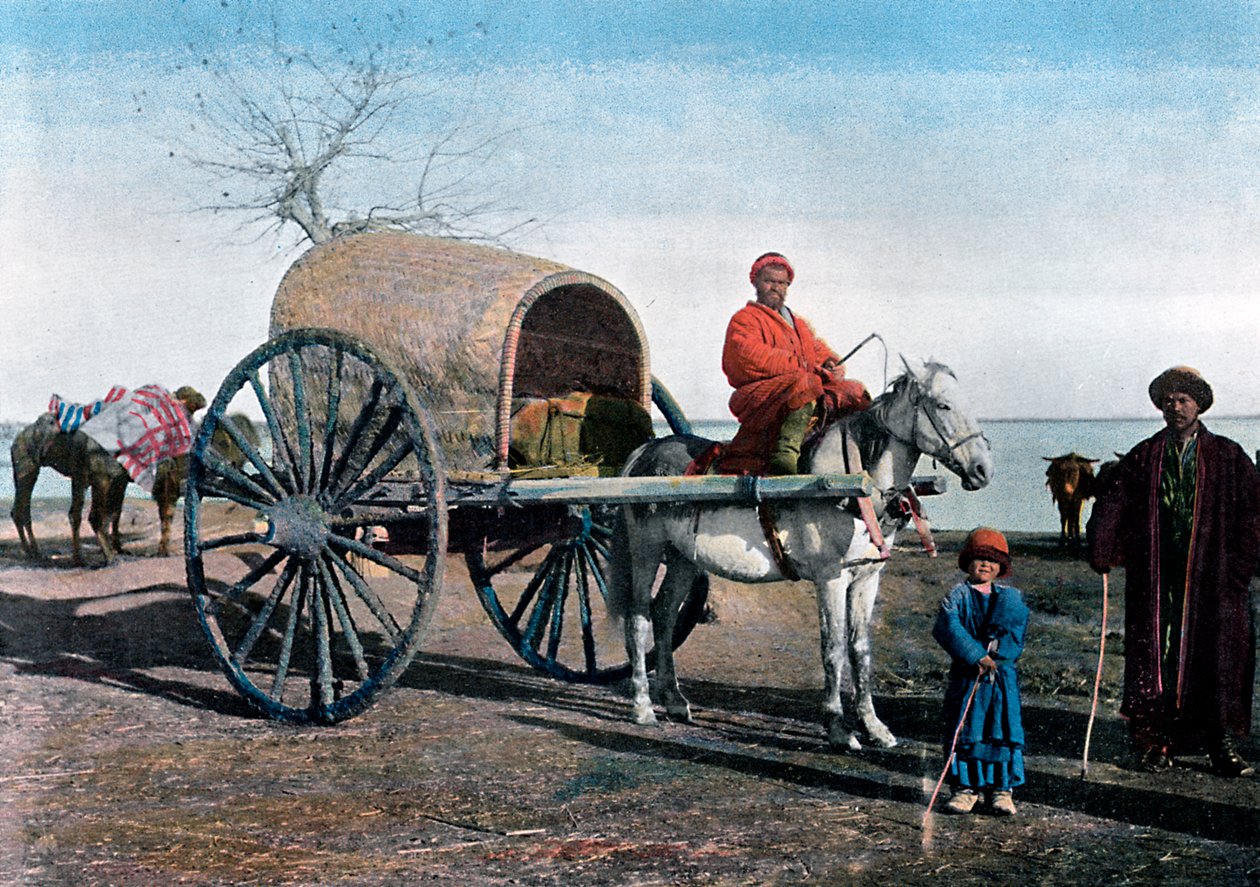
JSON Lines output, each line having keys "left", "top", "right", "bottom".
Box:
{"left": 2, "top": 500, "right": 1259, "bottom": 885}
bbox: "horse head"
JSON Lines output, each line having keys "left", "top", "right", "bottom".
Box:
{"left": 820, "top": 355, "right": 992, "bottom": 492}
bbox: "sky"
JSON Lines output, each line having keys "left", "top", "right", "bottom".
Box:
{"left": 3, "top": 1, "right": 1260, "bottom": 423}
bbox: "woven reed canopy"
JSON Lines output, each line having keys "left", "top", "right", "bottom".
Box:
{"left": 270, "top": 233, "right": 652, "bottom": 472}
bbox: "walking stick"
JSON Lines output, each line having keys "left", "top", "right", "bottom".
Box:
{"left": 923, "top": 675, "right": 982, "bottom": 825}
{"left": 1080, "top": 573, "right": 1109, "bottom": 779}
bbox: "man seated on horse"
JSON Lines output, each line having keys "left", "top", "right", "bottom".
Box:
{"left": 721, "top": 252, "right": 871, "bottom": 475}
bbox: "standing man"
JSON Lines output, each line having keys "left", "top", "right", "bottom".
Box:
{"left": 1088, "top": 366, "right": 1260, "bottom": 776}
{"left": 721, "top": 252, "right": 871, "bottom": 475}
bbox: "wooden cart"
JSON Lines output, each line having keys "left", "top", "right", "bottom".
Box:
{"left": 184, "top": 235, "right": 929, "bottom": 723}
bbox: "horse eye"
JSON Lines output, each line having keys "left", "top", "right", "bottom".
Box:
{"left": 935, "top": 401, "right": 951, "bottom": 411}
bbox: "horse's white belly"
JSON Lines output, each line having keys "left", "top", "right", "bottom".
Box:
{"left": 663, "top": 505, "right": 873, "bottom": 583}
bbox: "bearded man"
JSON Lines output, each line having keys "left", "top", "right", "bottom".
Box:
{"left": 720, "top": 252, "right": 870, "bottom": 475}
{"left": 1088, "top": 366, "right": 1260, "bottom": 777}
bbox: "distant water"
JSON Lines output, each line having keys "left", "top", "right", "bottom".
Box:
{"left": 681, "top": 417, "right": 1260, "bottom": 533}
{"left": 5, "top": 417, "right": 1260, "bottom": 535}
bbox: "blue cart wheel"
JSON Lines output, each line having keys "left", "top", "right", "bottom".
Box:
{"left": 184, "top": 328, "right": 447, "bottom": 724}
{"left": 466, "top": 379, "right": 707, "bottom": 684}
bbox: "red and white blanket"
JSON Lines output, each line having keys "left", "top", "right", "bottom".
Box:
{"left": 67, "top": 385, "right": 195, "bottom": 491}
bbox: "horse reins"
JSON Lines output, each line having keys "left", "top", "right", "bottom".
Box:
{"left": 883, "top": 381, "right": 987, "bottom": 479}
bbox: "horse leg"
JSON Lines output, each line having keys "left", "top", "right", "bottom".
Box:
{"left": 107, "top": 472, "right": 127, "bottom": 554}
{"left": 816, "top": 573, "right": 861, "bottom": 751}
{"left": 69, "top": 475, "right": 87, "bottom": 565}
{"left": 848, "top": 567, "right": 896, "bottom": 748}
{"left": 12, "top": 468, "right": 40, "bottom": 558}
{"left": 651, "top": 554, "right": 699, "bottom": 723}
{"left": 87, "top": 478, "right": 116, "bottom": 565}
{"left": 623, "top": 518, "right": 664, "bottom": 726}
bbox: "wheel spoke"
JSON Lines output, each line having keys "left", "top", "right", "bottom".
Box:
{"left": 319, "top": 346, "right": 345, "bottom": 490}
{"left": 580, "top": 542, "right": 612, "bottom": 606}
{"left": 270, "top": 565, "right": 308, "bottom": 700}
{"left": 508, "top": 546, "right": 562, "bottom": 628}
{"left": 201, "top": 452, "right": 278, "bottom": 508}
{"left": 480, "top": 541, "right": 546, "bottom": 578}
{"left": 199, "top": 531, "right": 270, "bottom": 552}
{"left": 248, "top": 370, "right": 299, "bottom": 496}
{"left": 545, "top": 547, "right": 573, "bottom": 664}
{"left": 331, "top": 405, "right": 404, "bottom": 504}
{"left": 574, "top": 543, "right": 598, "bottom": 674}
{"left": 326, "top": 550, "right": 403, "bottom": 643}
{"left": 332, "top": 438, "right": 415, "bottom": 512}
{"left": 222, "top": 549, "right": 288, "bottom": 602}
{"left": 522, "top": 551, "right": 564, "bottom": 651}
{"left": 288, "top": 349, "right": 314, "bottom": 494}
{"left": 317, "top": 554, "right": 370, "bottom": 680}
{"left": 327, "top": 533, "right": 422, "bottom": 585}
{"left": 211, "top": 413, "right": 285, "bottom": 500}
{"left": 327, "top": 378, "right": 385, "bottom": 496}
{"left": 232, "top": 558, "right": 299, "bottom": 667}
{"left": 309, "top": 563, "right": 334, "bottom": 708}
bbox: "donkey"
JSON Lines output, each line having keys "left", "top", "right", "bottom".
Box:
{"left": 609, "top": 357, "right": 993, "bottom": 751}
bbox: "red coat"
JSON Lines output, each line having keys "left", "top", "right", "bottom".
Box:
{"left": 722, "top": 302, "right": 868, "bottom": 430}
{"left": 1087, "top": 426, "right": 1260, "bottom": 746}
{"left": 719, "top": 302, "right": 869, "bottom": 472}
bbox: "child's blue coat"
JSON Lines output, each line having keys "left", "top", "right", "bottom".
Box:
{"left": 932, "top": 581, "right": 1030, "bottom": 791}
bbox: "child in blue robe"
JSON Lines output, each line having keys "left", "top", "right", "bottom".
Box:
{"left": 933, "top": 527, "right": 1029, "bottom": 816}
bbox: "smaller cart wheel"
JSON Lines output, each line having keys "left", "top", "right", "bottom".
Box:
{"left": 185, "top": 329, "right": 447, "bottom": 724}
{"left": 466, "top": 505, "right": 707, "bottom": 684}
{"left": 466, "top": 379, "right": 707, "bottom": 683}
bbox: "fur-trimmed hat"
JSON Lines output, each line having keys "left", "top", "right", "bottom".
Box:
{"left": 958, "top": 526, "right": 1011, "bottom": 578}
{"left": 749, "top": 252, "right": 794, "bottom": 285}
{"left": 1148, "top": 366, "right": 1213, "bottom": 412}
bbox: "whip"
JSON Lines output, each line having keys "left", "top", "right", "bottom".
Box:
{"left": 1081, "top": 573, "right": 1109, "bottom": 779}
{"left": 923, "top": 674, "right": 982, "bottom": 825}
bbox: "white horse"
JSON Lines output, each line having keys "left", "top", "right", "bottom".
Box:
{"left": 608, "top": 356, "right": 993, "bottom": 751}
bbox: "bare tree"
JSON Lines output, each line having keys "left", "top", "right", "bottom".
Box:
{"left": 184, "top": 49, "right": 535, "bottom": 246}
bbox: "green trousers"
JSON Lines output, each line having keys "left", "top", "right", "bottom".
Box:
{"left": 766, "top": 404, "right": 815, "bottom": 476}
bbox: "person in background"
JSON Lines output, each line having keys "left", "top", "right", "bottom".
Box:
{"left": 1088, "top": 366, "right": 1260, "bottom": 777}
{"left": 720, "top": 252, "right": 870, "bottom": 475}
{"left": 933, "top": 527, "right": 1028, "bottom": 816}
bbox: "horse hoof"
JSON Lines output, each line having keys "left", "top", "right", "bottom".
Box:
{"left": 866, "top": 729, "right": 898, "bottom": 749}
{"left": 633, "top": 706, "right": 658, "bottom": 726}
{"left": 827, "top": 729, "right": 863, "bottom": 753}
{"left": 664, "top": 705, "right": 692, "bottom": 724}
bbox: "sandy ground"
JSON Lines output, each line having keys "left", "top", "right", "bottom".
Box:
{"left": 2, "top": 497, "right": 1260, "bottom": 886}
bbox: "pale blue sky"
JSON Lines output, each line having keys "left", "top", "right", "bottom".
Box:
{"left": 3, "top": 1, "right": 1260, "bottom": 422}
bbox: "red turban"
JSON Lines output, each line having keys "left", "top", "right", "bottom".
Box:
{"left": 749, "top": 252, "right": 794, "bottom": 285}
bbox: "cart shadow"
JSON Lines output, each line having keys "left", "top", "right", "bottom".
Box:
{"left": 0, "top": 585, "right": 256, "bottom": 718}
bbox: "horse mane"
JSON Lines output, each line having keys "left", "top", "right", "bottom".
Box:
{"left": 802, "top": 361, "right": 957, "bottom": 471}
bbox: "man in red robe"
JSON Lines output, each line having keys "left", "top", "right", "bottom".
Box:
{"left": 1088, "top": 366, "right": 1260, "bottom": 777}
{"left": 720, "top": 252, "right": 870, "bottom": 475}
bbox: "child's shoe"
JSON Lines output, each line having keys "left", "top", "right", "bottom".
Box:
{"left": 989, "top": 791, "right": 1016, "bottom": 816}
{"left": 944, "top": 789, "right": 979, "bottom": 814}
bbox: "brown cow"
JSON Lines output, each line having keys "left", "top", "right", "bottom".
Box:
{"left": 1043, "top": 452, "right": 1099, "bottom": 546}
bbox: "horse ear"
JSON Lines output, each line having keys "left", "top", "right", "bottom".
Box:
{"left": 899, "top": 354, "right": 927, "bottom": 382}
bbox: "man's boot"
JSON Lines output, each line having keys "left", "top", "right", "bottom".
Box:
{"left": 766, "top": 404, "right": 815, "bottom": 476}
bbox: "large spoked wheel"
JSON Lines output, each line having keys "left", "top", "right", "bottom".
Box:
{"left": 466, "top": 379, "right": 708, "bottom": 684}
{"left": 184, "top": 328, "right": 447, "bottom": 724}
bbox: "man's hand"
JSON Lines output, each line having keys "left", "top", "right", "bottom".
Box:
{"left": 821, "top": 357, "right": 841, "bottom": 371}
{"left": 977, "top": 655, "right": 997, "bottom": 677}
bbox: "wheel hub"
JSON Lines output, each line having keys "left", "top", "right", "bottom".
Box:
{"left": 264, "top": 495, "right": 331, "bottom": 559}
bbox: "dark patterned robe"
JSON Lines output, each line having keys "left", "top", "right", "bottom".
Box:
{"left": 1087, "top": 425, "right": 1260, "bottom": 748}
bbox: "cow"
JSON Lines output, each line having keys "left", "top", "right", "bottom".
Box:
{"left": 1043, "top": 452, "right": 1099, "bottom": 547}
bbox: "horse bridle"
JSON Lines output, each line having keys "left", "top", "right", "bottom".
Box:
{"left": 883, "top": 377, "right": 987, "bottom": 478}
